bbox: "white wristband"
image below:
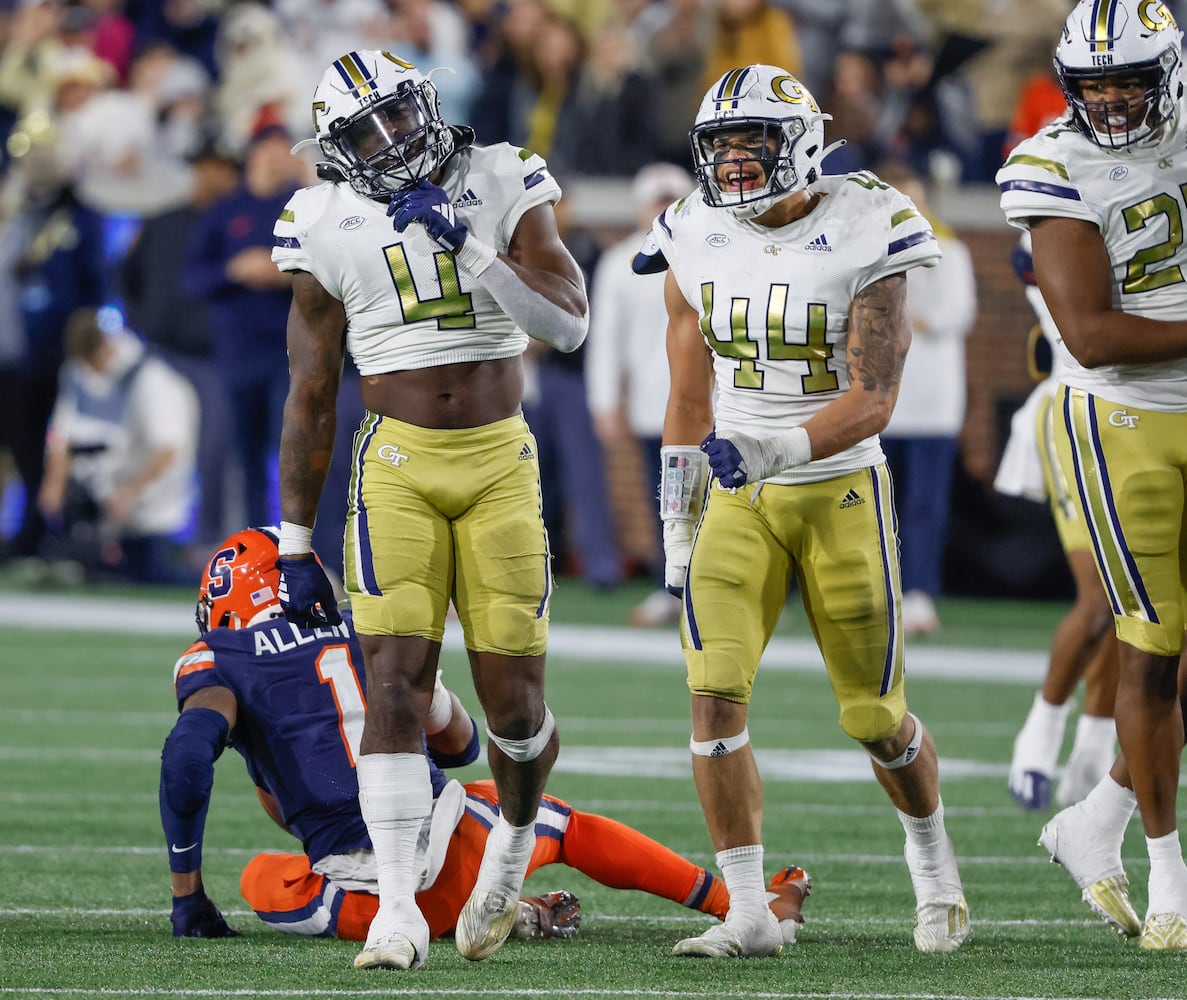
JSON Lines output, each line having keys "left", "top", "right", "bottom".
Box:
{"left": 453, "top": 234, "right": 498, "bottom": 276}
{"left": 774, "top": 426, "right": 812, "bottom": 470}
{"left": 278, "top": 520, "right": 313, "bottom": 555}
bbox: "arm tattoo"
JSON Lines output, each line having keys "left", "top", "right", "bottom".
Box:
{"left": 847, "top": 274, "right": 910, "bottom": 397}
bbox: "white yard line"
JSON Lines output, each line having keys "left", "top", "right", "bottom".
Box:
{"left": 0, "top": 593, "right": 1046, "bottom": 684}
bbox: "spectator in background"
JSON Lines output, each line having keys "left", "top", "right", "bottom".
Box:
{"left": 211, "top": 4, "right": 309, "bottom": 158}
{"left": 468, "top": 0, "right": 551, "bottom": 144}
{"left": 383, "top": 0, "right": 481, "bottom": 125}
{"left": 586, "top": 162, "right": 695, "bottom": 625}
{"left": 36, "top": 308, "right": 198, "bottom": 583}
{"left": 875, "top": 159, "right": 976, "bottom": 638}
{"left": 910, "top": 0, "right": 1068, "bottom": 181}
{"left": 700, "top": 0, "right": 803, "bottom": 94}
{"left": 1004, "top": 67, "right": 1065, "bottom": 158}
{"left": 523, "top": 188, "right": 622, "bottom": 590}
{"left": 50, "top": 46, "right": 192, "bottom": 217}
{"left": 508, "top": 12, "right": 586, "bottom": 164}
{"left": 3, "top": 128, "right": 107, "bottom": 561}
{"left": 548, "top": 17, "right": 662, "bottom": 177}
{"left": 0, "top": 0, "right": 67, "bottom": 124}
{"left": 119, "top": 143, "right": 241, "bottom": 553}
{"left": 127, "top": 40, "right": 213, "bottom": 162}
{"left": 182, "top": 120, "right": 307, "bottom": 529}
{"left": 631, "top": 0, "right": 711, "bottom": 169}
{"left": 819, "top": 49, "right": 896, "bottom": 173}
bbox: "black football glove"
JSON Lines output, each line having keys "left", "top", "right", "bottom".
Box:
{"left": 171, "top": 891, "right": 239, "bottom": 938}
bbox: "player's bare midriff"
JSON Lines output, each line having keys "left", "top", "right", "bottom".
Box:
{"left": 360, "top": 355, "right": 525, "bottom": 429}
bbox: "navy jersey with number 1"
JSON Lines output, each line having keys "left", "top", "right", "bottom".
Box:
{"left": 171, "top": 613, "right": 448, "bottom": 866}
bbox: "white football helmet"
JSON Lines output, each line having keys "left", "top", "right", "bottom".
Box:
{"left": 690, "top": 65, "right": 838, "bottom": 220}
{"left": 1055, "top": 0, "right": 1183, "bottom": 148}
{"left": 311, "top": 50, "right": 455, "bottom": 199}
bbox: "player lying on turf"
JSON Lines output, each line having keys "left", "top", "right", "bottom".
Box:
{"left": 159, "top": 527, "right": 810, "bottom": 946}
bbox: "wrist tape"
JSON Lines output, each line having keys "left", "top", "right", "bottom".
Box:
{"left": 660, "top": 446, "right": 708, "bottom": 522}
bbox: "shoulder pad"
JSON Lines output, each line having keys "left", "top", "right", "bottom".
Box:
{"left": 631, "top": 230, "right": 668, "bottom": 274}
{"left": 316, "top": 162, "right": 347, "bottom": 183}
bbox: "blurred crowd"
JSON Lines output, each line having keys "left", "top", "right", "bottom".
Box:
{"left": 0, "top": 0, "right": 1169, "bottom": 603}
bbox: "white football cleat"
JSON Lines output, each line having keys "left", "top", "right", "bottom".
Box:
{"left": 1008, "top": 696, "right": 1069, "bottom": 811}
{"left": 456, "top": 888, "right": 519, "bottom": 961}
{"left": 1140, "top": 912, "right": 1187, "bottom": 951}
{"left": 913, "top": 895, "right": 970, "bottom": 953}
{"left": 1039, "top": 803, "right": 1140, "bottom": 937}
{"left": 353, "top": 907, "right": 429, "bottom": 971}
{"left": 905, "top": 836, "right": 970, "bottom": 953}
{"left": 672, "top": 912, "right": 783, "bottom": 958}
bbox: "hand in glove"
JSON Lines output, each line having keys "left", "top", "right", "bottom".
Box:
{"left": 171, "top": 891, "right": 239, "bottom": 938}
{"left": 277, "top": 555, "right": 342, "bottom": 628}
{"left": 387, "top": 180, "right": 468, "bottom": 253}
{"left": 701, "top": 427, "right": 811, "bottom": 488}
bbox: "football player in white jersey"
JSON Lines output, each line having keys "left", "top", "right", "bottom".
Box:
{"left": 998, "top": 0, "right": 1187, "bottom": 950}
{"left": 998, "top": 234, "right": 1120, "bottom": 816}
{"left": 636, "top": 63, "right": 970, "bottom": 957}
{"left": 269, "top": 50, "right": 588, "bottom": 971}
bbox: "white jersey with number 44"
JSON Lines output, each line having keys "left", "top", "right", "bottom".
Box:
{"left": 651, "top": 171, "right": 941, "bottom": 484}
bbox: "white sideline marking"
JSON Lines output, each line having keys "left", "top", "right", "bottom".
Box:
{"left": 0, "top": 743, "right": 1006, "bottom": 782}
{"left": 0, "top": 844, "right": 1144, "bottom": 869}
{"left": 0, "top": 593, "right": 1047, "bottom": 684}
{"left": 0, "top": 990, "right": 1179, "bottom": 1000}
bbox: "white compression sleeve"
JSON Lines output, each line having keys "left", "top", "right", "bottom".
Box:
{"left": 455, "top": 237, "right": 588, "bottom": 352}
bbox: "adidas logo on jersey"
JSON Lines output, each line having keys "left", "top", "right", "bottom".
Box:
{"left": 804, "top": 233, "right": 832, "bottom": 252}
{"left": 839, "top": 488, "right": 864, "bottom": 509}
{"left": 455, "top": 188, "right": 483, "bottom": 208}
{"left": 518, "top": 442, "right": 535, "bottom": 461}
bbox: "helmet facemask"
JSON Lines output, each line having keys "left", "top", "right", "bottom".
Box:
{"left": 1058, "top": 50, "right": 1181, "bottom": 148}
{"left": 317, "top": 71, "right": 454, "bottom": 199}
{"left": 1054, "top": 0, "right": 1184, "bottom": 150}
{"left": 691, "top": 118, "right": 808, "bottom": 218}
{"left": 689, "top": 66, "right": 836, "bottom": 221}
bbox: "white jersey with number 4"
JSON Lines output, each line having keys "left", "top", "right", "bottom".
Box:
{"left": 651, "top": 171, "right": 941, "bottom": 484}
{"left": 271, "top": 141, "right": 560, "bottom": 375}
{"left": 998, "top": 113, "right": 1187, "bottom": 411}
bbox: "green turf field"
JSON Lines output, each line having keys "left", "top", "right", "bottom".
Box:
{"left": 0, "top": 583, "right": 1182, "bottom": 999}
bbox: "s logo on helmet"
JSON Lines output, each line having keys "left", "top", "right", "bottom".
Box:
{"left": 1139, "top": 1, "right": 1177, "bottom": 31}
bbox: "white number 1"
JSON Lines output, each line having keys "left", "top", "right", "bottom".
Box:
{"left": 315, "top": 645, "right": 367, "bottom": 766}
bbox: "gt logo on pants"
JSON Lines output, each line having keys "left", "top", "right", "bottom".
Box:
{"left": 377, "top": 444, "right": 410, "bottom": 466}
{"left": 1108, "top": 409, "right": 1140, "bottom": 429}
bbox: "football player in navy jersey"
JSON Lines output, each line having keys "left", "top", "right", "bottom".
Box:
{"left": 161, "top": 527, "right": 811, "bottom": 946}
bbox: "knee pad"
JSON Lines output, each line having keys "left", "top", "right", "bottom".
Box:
{"left": 870, "top": 713, "right": 922, "bottom": 770}
{"left": 487, "top": 705, "right": 555, "bottom": 762}
{"left": 690, "top": 727, "right": 749, "bottom": 757}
